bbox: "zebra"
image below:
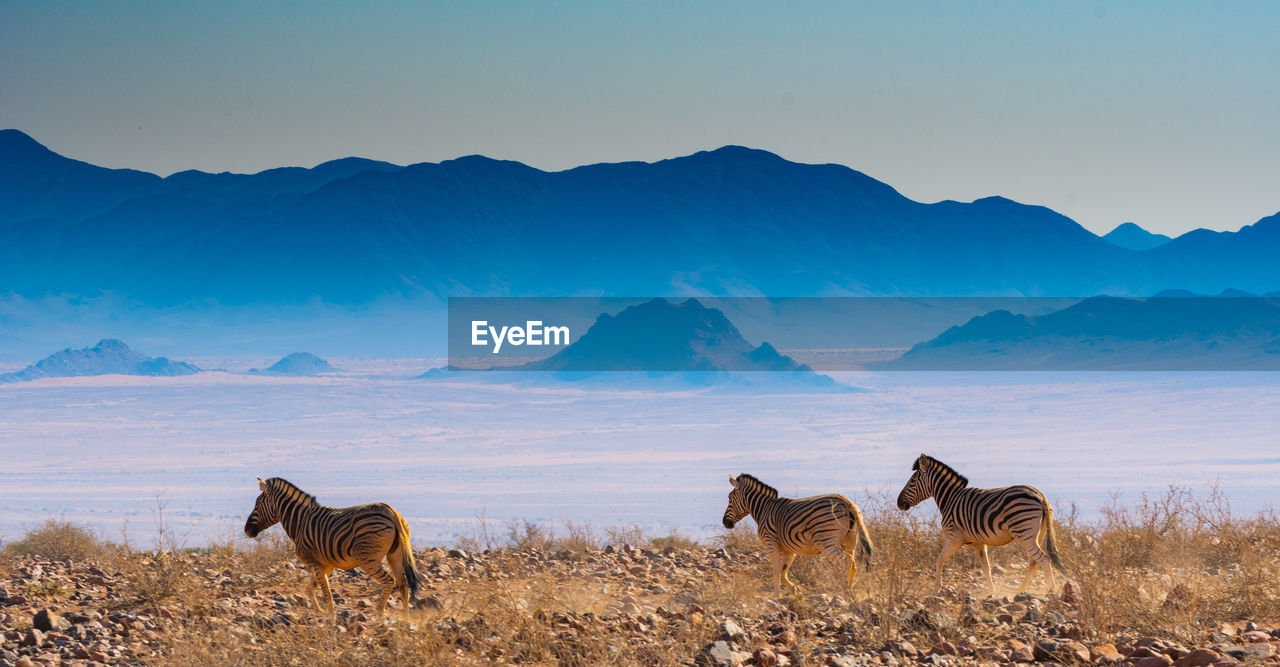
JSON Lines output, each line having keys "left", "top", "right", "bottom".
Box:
{"left": 244, "top": 477, "right": 421, "bottom": 616}
{"left": 722, "top": 473, "right": 874, "bottom": 596}
{"left": 896, "top": 454, "right": 1065, "bottom": 595}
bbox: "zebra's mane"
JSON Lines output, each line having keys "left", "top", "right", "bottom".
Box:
{"left": 917, "top": 456, "right": 969, "bottom": 488}
{"left": 736, "top": 474, "right": 779, "bottom": 499}
{"left": 266, "top": 477, "right": 320, "bottom": 507}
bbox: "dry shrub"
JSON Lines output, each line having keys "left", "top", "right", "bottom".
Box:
{"left": 604, "top": 523, "right": 648, "bottom": 546}
{"left": 236, "top": 530, "right": 296, "bottom": 577}
{"left": 6, "top": 518, "right": 108, "bottom": 561}
{"left": 1059, "top": 483, "right": 1280, "bottom": 639}
{"left": 651, "top": 531, "right": 702, "bottom": 551}
{"left": 505, "top": 519, "right": 599, "bottom": 559}
{"left": 113, "top": 497, "right": 201, "bottom": 605}
{"left": 714, "top": 523, "right": 762, "bottom": 555}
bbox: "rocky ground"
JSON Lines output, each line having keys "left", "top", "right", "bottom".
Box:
{"left": 2, "top": 530, "right": 1279, "bottom": 666}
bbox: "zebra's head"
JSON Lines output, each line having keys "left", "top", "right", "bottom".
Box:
{"left": 722, "top": 474, "right": 750, "bottom": 529}
{"left": 244, "top": 477, "right": 279, "bottom": 538}
{"left": 897, "top": 454, "right": 968, "bottom": 510}
{"left": 897, "top": 454, "right": 933, "bottom": 510}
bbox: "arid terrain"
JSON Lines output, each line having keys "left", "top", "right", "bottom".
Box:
{"left": 2, "top": 488, "right": 1279, "bottom": 666}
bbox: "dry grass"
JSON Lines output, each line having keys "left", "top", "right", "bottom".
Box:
{"left": 5, "top": 518, "right": 109, "bottom": 561}
{"left": 6, "top": 486, "right": 1280, "bottom": 664}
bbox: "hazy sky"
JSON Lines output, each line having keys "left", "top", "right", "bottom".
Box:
{"left": 2, "top": 1, "right": 1277, "bottom": 236}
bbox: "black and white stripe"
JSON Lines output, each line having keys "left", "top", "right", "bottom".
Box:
{"left": 896, "top": 454, "right": 1065, "bottom": 594}
{"left": 244, "top": 477, "right": 420, "bottom": 616}
{"left": 723, "top": 473, "right": 873, "bottom": 595}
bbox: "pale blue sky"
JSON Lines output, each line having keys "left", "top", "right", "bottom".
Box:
{"left": 2, "top": 1, "right": 1277, "bottom": 236}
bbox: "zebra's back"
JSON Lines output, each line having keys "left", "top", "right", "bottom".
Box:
{"left": 295, "top": 502, "right": 404, "bottom": 569}
{"left": 947, "top": 484, "right": 1049, "bottom": 544}
{"left": 760, "top": 493, "right": 859, "bottom": 555}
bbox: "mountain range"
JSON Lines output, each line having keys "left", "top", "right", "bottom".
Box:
{"left": 0, "top": 339, "right": 200, "bottom": 382}
{"left": 878, "top": 295, "right": 1280, "bottom": 370}
{"left": 3, "top": 129, "right": 1279, "bottom": 306}
{"left": 437, "top": 297, "right": 844, "bottom": 391}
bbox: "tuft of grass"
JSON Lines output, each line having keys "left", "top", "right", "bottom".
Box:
{"left": 6, "top": 518, "right": 108, "bottom": 561}
{"left": 650, "top": 531, "right": 701, "bottom": 551}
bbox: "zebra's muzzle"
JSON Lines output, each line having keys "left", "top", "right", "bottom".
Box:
{"left": 722, "top": 516, "right": 736, "bottom": 529}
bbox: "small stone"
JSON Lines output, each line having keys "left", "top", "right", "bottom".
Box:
{"left": 1063, "top": 641, "right": 1090, "bottom": 663}
{"left": 21, "top": 628, "right": 46, "bottom": 647}
{"left": 1174, "top": 648, "right": 1221, "bottom": 667}
{"left": 1133, "top": 656, "right": 1174, "bottom": 667}
{"left": 881, "top": 639, "right": 918, "bottom": 658}
{"left": 33, "top": 608, "right": 70, "bottom": 632}
{"left": 700, "top": 640, "right": 735, "bottom": 667}
{"left": 1007, "top": 639, "right": 1034, "bottom": 663}
{"left": 1032, "top": 639, "right": 1062, "bottom": 661}
{"left": 1061, "top": 579, "right": 1082, "bottom": 604}
{"left": 753, "top": 647, "right": 778, "bottom": 667}
{"left": 1242, "top": 630, "right": 1270, "bottom": 643}
{"left": 719, "top": 618, "right": 745, "bottom": 641}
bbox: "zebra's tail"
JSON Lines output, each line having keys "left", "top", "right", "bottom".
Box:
{"left": 1042, "top": 504, "right": 1066, "bottom": 574}
{"left": 393, "top": 513, "right": 422, "bottom": 596}
{"left": 854, "top": 511, "right": 874, "bottom": 570}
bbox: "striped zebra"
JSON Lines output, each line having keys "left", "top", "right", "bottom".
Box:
{"left": 896, "top": 454, "right": 1065, "bottom": 595}
{"left": 722, "top": 473, "right": 874, "bottom": 596}
{"left": 244, "top": 477, "right": 421, "bottom": 616}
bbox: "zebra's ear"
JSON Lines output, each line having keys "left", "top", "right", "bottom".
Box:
{"left": 728, "top": 474, "right": 739, "bottom": 488}
{"left": 257, "top": 477, "right": 268, "bottom": 492}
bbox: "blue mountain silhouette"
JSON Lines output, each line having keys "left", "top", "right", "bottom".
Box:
{"left": 878, "top": 295, "right": 1280, "bottom": 370}
{"left": 1103, "top": 222, "right": 1172, "bottom": 250}
{"left": 0, "top": 339, "right": 201, "bottom": 382}
{"left": 252, "top": 352, "right": 337, "bottom": 376}
{"left": 3, "top": 129, "right": 1279, "bottom": 302}
{"left": 521, "top": 298, "right": 812, "bottom": 372}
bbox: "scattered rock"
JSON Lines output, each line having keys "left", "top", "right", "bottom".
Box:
{"left": 699, "top": 640, "right": 735, "bottom": 667}
{"left": 1061, "top": 579, "right": 1082, "bottom": 604}
{"left": 718, "top": 618, "right": 745, "bottom": 642}
{"left": 32, "top": 608, "right": 70, "bottom": 632}
{"left": 753, "top": 647, "right": 778, "bottom": 667}
{"left": 1174, "top": 648, "right": 1222, "bottom": 666}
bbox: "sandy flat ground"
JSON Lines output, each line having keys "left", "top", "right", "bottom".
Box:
{"left": 1, "top": 369, "right": 1277, "bottom": 546}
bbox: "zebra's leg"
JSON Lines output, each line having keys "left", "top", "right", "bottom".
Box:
{"left": 362, "top": 558, "right": 398, "bottom": 614}
{"left": 302, "top": 566, "right": 321, "bottom": 610}
{"left": 1014, "top": 528, "right": 1052, "bottom": 593}
{"left": 973, "top": 544, "right": 995, "bottom": 596}
{"left": 934, "top": 533, "right": 964, "bottom": 590}
{"left": 822, "top": 544, "right": 857, "bottom": 589}
{"left": 779, "top": 552, "right": 798, "bottom": 596}
{"left": 767, "top": 548, "right": 785, "bottom": 596}
{"left": 386, "top": 548, "right": 411, "bottom": 618}
{"left": 1017, "top": 558, "right": 1040, "bottom": 593}
{"left": 315, "top": 567, "right": 336, "bottom": 615}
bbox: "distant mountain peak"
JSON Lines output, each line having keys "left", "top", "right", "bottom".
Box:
{"left": 0, "top": 339, "right": 200, "bottom": 383}
{"left": 0, "top": 128, "right": 49, "bottom": 155}
{"left": 1103, "top": 221, "right": 1172, "bottom": 250}
{"left": 697, "top": 145, "right": 786, "bottom": 161}
{"left": 522, "top": 297, "right": 812, "bottom": 372}
{"left": 255, "top": 352, "right": 336, "bottom": 376}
